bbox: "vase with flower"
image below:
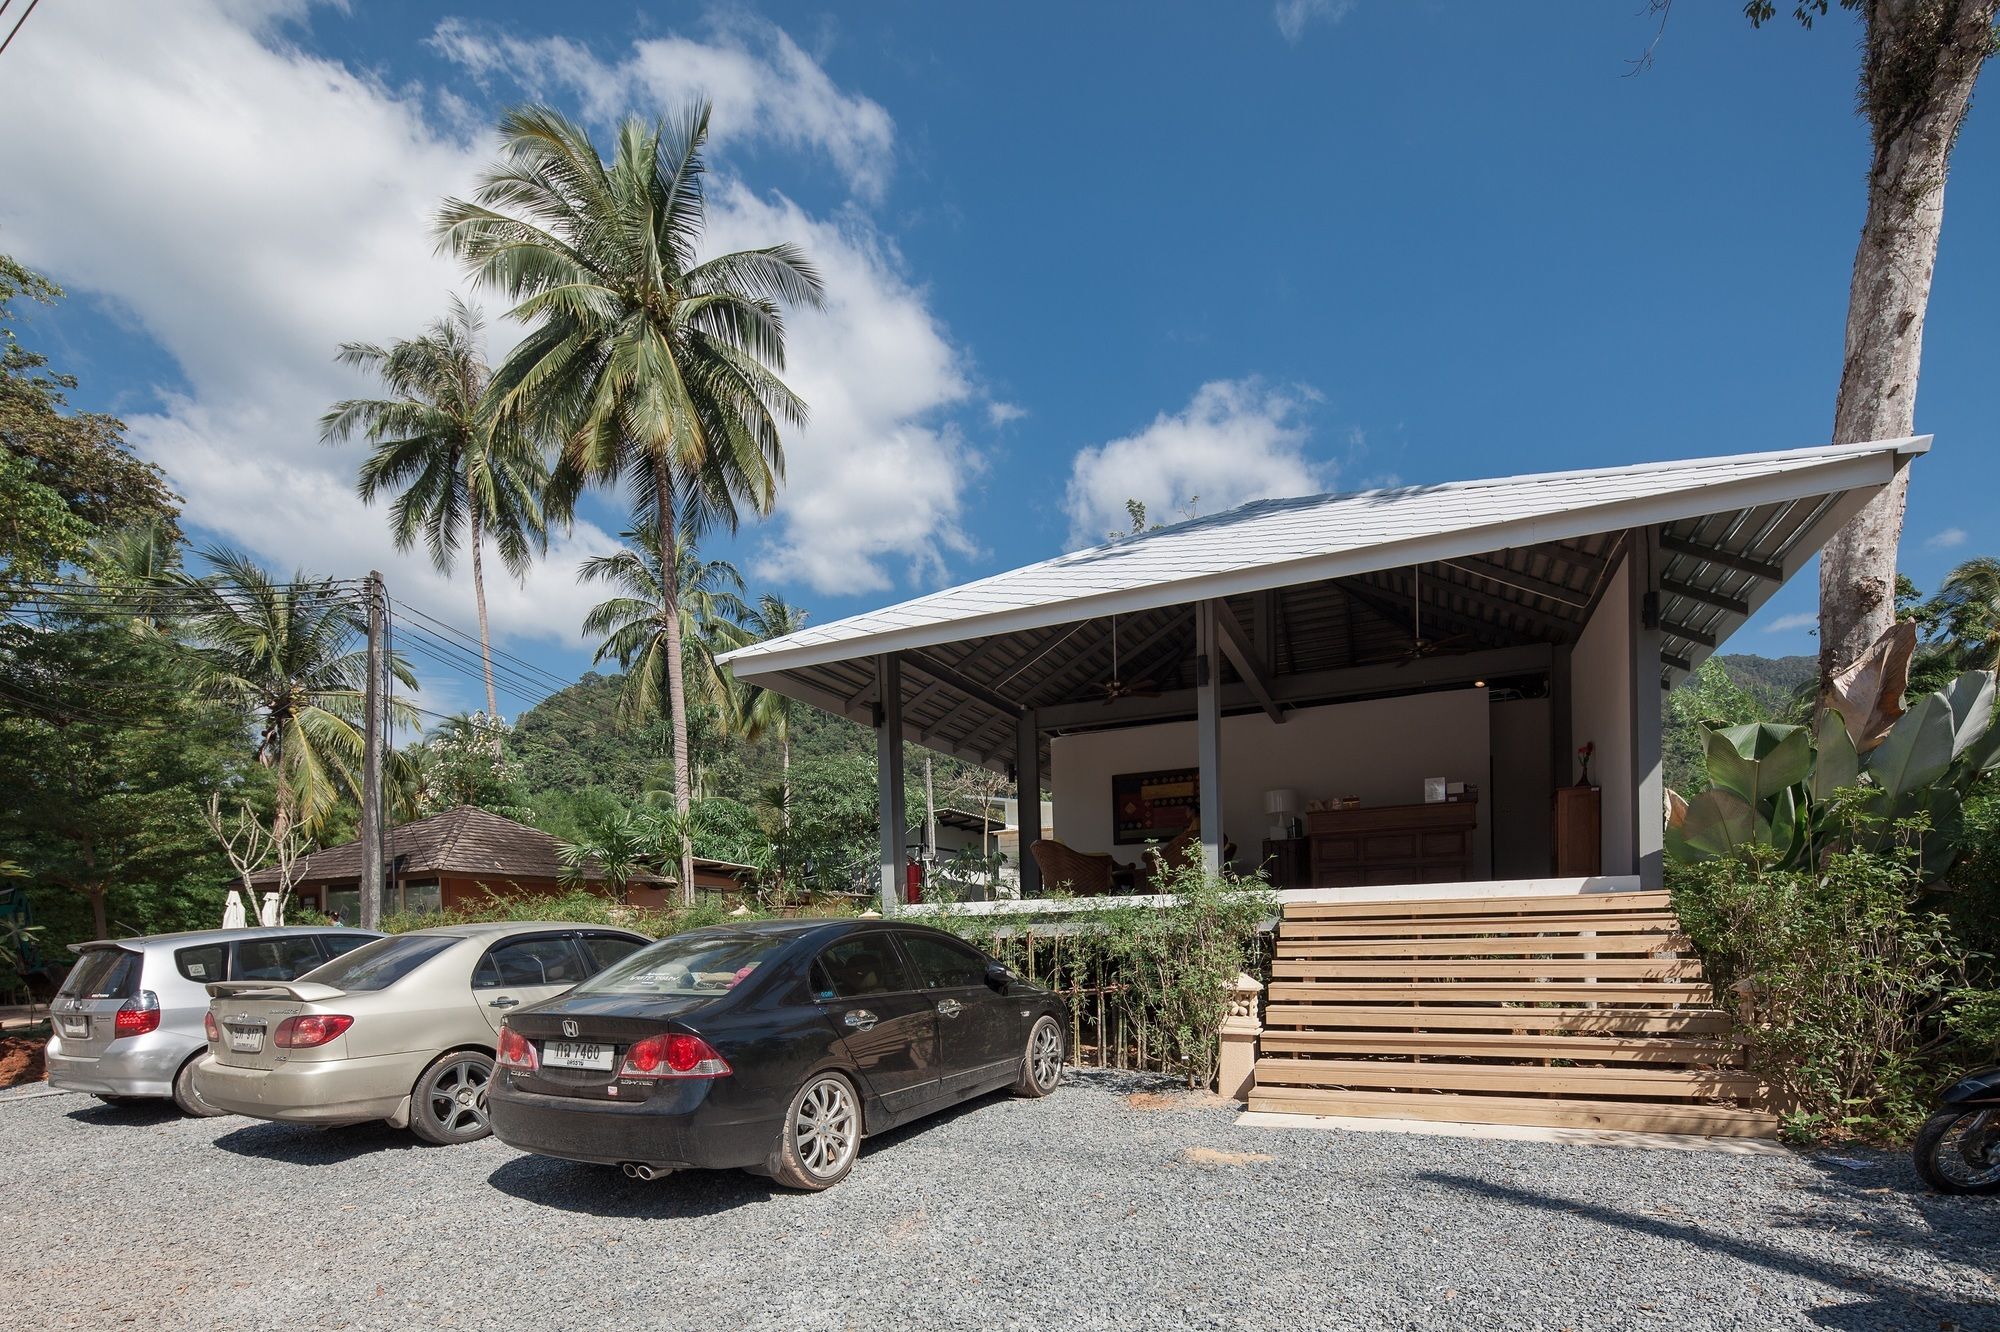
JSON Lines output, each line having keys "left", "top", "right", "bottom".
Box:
{"left": 1576, "top": 741, "right": 1595, "bottom": 788}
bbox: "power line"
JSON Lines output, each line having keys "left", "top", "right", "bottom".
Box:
{"left": 0, "top": 0, "right": 43, "bottom": 58}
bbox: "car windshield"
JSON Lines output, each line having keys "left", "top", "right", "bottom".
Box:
{"left": 300, "top": 934, "right": 455, "bottom": 992}
{"left": 573, "top": 931, "right": 792, "bottom": 997}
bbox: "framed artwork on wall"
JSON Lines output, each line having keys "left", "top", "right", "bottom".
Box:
{"left": 1112, "top": 767, "right": 1199, "bottom": 845}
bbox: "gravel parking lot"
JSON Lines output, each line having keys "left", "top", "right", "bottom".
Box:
{"left": 3, "top": 1070, "right": 1996, "bottom": 1332}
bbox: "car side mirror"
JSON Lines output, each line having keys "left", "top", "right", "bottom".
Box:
{"left": 984, "top": 962, "right": 1011, "bottom": 992}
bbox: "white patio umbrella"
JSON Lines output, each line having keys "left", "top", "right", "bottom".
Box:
{"left": 258, "top": 892, "right": 281, "bottom": 927}
{"left": 222, "top": 890, "right": 247, "bottom": 929}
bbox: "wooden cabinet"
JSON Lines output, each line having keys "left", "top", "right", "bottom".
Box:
{"left": 1259, "top": 837, "right": 1310, "bottom": 890}
{"left": 1306, "top": 802, "right": 1477, "bottom": 888}
{"left": 1553, "top": 785, "right": 1601, "bottom": 876}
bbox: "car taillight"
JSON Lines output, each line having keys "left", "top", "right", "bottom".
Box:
{"left": 112, "top": 991, "right": 161, "bottom": 1039}
{"left": 617, "top": 1032, "right": 730, "bottom": 1080}
{"left": 495, "top": 1024, "right": 538, "bottom": 1072}
{"left": 273, "top": 1014, "right": 352, "bottom": 1049}
{"left": 203, "top": 1011, "right": 220, "bottom": 1044}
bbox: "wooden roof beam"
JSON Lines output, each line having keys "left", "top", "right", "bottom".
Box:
{"left": 1659, "top": 534, "right": 1783, "bottom": 583}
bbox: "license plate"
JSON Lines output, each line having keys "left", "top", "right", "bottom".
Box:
{"left": 58, "top": 1016, "right": 89, "bottom": 1040}
{"left": 541, "top": 1040, "right": 613, "bottom": 1071}
{"left": 227, "top": 1026, "right": 264, "bottom": 1054}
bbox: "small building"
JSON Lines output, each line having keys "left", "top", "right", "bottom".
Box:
{"left": 255, "top": 806, "right": 752, "bottom": 921}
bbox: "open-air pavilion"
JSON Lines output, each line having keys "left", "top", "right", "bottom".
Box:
{"left": 721, "top": 436, "right": 1929, "bottom": 913}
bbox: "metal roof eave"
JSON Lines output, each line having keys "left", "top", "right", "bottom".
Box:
{"left": 725, "top": 439, "right": 1924, "bottom": 683}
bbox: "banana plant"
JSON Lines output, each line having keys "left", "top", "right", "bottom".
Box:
{"left": 1668, "top": 668, "right": 1999, "bottom": 879}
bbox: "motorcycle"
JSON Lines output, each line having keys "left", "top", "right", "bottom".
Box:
{"left": 1913, "top": 1066, "right": 2000, "bottom": 1195}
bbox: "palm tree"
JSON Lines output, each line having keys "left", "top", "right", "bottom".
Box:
{"left": 1932, "top": 556, "right": 2000, "bottom": 672}
{"left": 320, "top": 296, "right": 547, "bottom": 717}
{"left": 579, "top": 525, "right": 749, "bottom": 733}
{"left": 731, "top": 594, "right": 809, "bottom": 825}
{"left": 438, "top": 102, "right": 824, "bottom": 898}
{"left": 177, "top": 548, "right": 417, "bottom": 839}
{"left": 84, "top": 518, "right": 182, "bottom": 636}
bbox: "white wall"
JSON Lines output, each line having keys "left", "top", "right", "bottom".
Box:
{"left": 1048, "top": 689, "right": 1493, "bottom": 877}
{"left": 1570, "top": 556, "right": 1634, "bottom": 874}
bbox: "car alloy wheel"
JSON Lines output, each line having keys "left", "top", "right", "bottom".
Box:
{"left": 795, "top": 1075, "right": 859, "bottom": 1179}
{"left": 412, "top": 1052, "right": 493, "bottom": 1145}
{"left": 1030, "top": 1018, "right": 1063, "bottom": 1092}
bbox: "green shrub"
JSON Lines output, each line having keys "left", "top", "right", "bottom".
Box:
{"left": 376, "top": 885, "right": 865, "bottom": 939}
{"left": 1671, "top": 818, "right": 1997, "bottom": 1143}
{"left": 931, "top": 863, "right": 1273, "bottom": 1089}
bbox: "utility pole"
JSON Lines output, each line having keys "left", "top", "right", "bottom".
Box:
{"left": 358, "top": 571, "right": 386, "bottom": 930}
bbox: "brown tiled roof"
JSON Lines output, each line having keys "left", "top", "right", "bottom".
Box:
{"left": 250, "top": 807, "right": 672, "bottom": 887}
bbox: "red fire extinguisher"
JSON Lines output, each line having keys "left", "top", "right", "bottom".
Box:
{"left": 905, "top": 856, "right": 923, "bottom": 905}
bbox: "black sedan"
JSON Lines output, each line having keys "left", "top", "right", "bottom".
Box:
{"left": 488, "top": 919, "right": 1068, "bottom": 1190}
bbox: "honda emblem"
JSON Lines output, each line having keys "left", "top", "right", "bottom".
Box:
{"left": 561, "top": 1019, "right": 579, "bottom": 1039}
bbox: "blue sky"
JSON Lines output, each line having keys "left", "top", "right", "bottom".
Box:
{"left": 3, "top": 1, "right": 1993, "bottom": 719}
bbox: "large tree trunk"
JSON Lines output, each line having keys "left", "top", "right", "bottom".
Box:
{"left": 655, "top": 461, "right": 696, "bottom": 906}
{"left": 1817, "top": 0, "right": 1995, "bottom": 693}
{"left": 468, "top": 498, "right": 498, "bottom": 717}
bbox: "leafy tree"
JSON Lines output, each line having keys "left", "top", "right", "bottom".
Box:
{"left": 1665, "top": 659, "right": 1769, "bottom": 794}
{"left": 1, "top": 255, "right": 181, "bottom": 544}
{"left": 439, "top": 102, "right": 825, "bottom": 902}
{"left": 176, "top": 548, "right": 416, "bottom": 839}
{"left": 0, "top": 618, "right": 241, "bottom": 940}
{"left": 730, "top": 594, "right": 809, "bottom": 824}
{"left": 580, "top": 525, "right": 749, "bottom": 727}
{"left": 399, "top": 711, "right": 531, "bottom": 820}
{"left": 322, "top": 297, "right": 548, "bottom": 716}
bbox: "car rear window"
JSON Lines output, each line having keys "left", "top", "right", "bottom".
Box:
{"left": 573, "top": 931, "right": 793, "bottom": 998}
{"left": 233, "top": 936, "right": 327, "bottom": 981}
{"left": 59, "top": 947, "right": 140, "bottom": 999}
{"left": 300, "top": 934, "right": 455, "bottom": 992}
{"left": 175, "top": 944, "right": 227, "bottom": 983}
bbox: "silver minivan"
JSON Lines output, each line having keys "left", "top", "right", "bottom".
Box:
{"left": 45, "top": 926, "right": 380, "bottom": 1115}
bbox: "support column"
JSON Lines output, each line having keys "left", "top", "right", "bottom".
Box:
{"left": 1195, "top": 600, "right": 1225, "bottom": 877}
{"left": 1014, "top": 709, "right": 1043, "bottom": 897}
{"left": 875, "top": 653, "right": 907, "bottom": 915}
{"left": 1628, "top": 530, "right": 1665, "bottom": 888}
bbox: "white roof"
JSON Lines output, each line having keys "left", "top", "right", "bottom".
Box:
{"left": 724, "top": 437, "right": 1927, "bottom": 680}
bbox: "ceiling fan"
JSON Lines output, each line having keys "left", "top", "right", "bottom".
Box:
{"left": 1362, "top": 566, "right": 1478, "bottom": 667}
{"left": 1087, "top": 615, "right": 1161, "bottom": 703}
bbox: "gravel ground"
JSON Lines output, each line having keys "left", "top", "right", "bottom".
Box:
{"left": 3, "top": 1071, "right": 1996, "bottom": 1332}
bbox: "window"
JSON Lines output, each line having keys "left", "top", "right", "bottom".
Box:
{"left": 232, "top": 936, "right": 329, "bottom": 981}
{"left": 58, "top": 947, "right": 139, "bottom": 1000}
{"left": 578, "top": 932, "right": 645, "bottom": 973}
{"left": 573, "top": 932, "right": 793, "bottom": 998}
{"left": 324, "top": 887, "right": 360, "bottom": 927}
{"left": 175, "top": 944, "right": 227, "bottom": 983}
{"left": 318, "top": 933, "right": 375, "bottom": 960}
{"left": 395, "top": 879, "right": 443, "bottom": 914}
{"left": 473, "top": 936, "right": 586, "bottom": 989}
{"left": 305, "top": 934, "right": 454, "bottom": 992}
{"left": 897, "top": 933, "right": 989, "bottom": 990}
{"left": 812, "top": 936, "right": 916, "bottom": 1000}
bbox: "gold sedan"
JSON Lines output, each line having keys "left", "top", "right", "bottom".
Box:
{"left": 193, "top": 922, "right": 650, "bottom": 1143}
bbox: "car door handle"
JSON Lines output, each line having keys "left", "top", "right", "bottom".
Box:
{"left": 843, "top": 1009, "right": 877, "bottom": 1031}
{"left": 488, "top": 997, "right": 519, "bottom": 1009}
{"left": 936, "top": 999, "right": 962, "bottom": 1019}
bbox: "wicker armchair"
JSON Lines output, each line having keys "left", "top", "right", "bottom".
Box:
{"left": 1136, "top": 825, "right": 1235, "bottom": 892}
{"left": 1029, "top": 839, "right": 1118, "bottom": 896}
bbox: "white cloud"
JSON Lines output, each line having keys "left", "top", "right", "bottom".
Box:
{"left": 1275, "top": 0, "right": 1356, "bottom": 44}
{"left": 1927, "top": 526, "right": 1969, "bottom": 550}
{"left": 1764, "top": 612, "right": 1818, "bottom": 634}
{"left": 1063, "top": 379, "right": 1327, "bottom": 547}
{"left": 0, "top": 0, "right": 985, "bottom": 635}
{"left": 429, "top": 16, "right": 897, "bottom": 203}
{"left": 987, "top": 401, "right": 1027, "bottom": 428}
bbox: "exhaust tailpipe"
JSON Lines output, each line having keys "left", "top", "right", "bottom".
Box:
{"left": 621, "top": 1162, "right": 667, "bottom": 1181}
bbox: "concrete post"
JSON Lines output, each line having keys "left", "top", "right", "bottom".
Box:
{"left": 1215, "top": 971, "right": 1264, "bottom": 1102}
